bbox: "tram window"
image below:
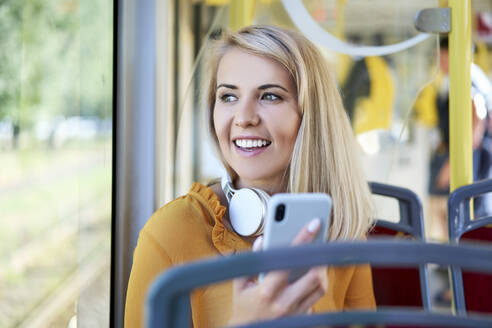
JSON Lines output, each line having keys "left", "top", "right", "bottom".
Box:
{"left": 0, "top": 1, "right": 113, "bottom": 327}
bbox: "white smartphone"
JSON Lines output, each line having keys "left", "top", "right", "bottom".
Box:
{"left": 260, "top": 193, "right": 332, "bottom": 283}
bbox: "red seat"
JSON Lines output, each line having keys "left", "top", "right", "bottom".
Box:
{"left": 448, "top": 178, "right": 492, "bottom": 316}
{"left": 461, "top": 226, "right": 492, "bottom": 313}
{"left": 368, "top": 182, "right": 430, "bottom": 314}
{"left": 369, "top": 226, "right": 423, "bottom": 308}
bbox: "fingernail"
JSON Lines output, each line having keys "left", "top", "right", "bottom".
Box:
{"left": 252, "top": 236, "right": 263, "bottom": 251}
{"left": 307, "top": 218, "right": 321, "bottom": 233}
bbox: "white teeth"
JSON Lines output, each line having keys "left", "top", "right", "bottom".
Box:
{"left": 234, "top": 139, "right": 270, "bottom": 148}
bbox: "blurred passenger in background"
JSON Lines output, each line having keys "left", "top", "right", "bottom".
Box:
{"left": 125, "top": 25, "right": 376, "bottom": 327}
{"left": 341, "top": 34, "right": 396, "bottom": 136}
{"left": 427, "top": 38, "right": 492, "bottom": 242}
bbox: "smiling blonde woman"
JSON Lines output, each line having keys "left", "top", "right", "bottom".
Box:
{"left": 125, "top": 25, "right": 376, "bottom": 328}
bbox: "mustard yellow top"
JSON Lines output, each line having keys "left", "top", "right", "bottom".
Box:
{"left": 124, "top": 183, "right": 376, "bottom": 327}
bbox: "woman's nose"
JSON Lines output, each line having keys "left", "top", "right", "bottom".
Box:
{"left": 234, "top": 98, "right": 260, "bottom": 127}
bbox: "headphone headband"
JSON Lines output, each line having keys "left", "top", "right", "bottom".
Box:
{"left": 221, "top": 175, "right": 235, "bottom": 202}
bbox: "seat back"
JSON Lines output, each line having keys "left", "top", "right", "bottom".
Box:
{"left": 448, "top": 178, "right": 492, "bottom": 315}
{"left": 145, "top": 240, "right": 492, "bottom": 328}
{"left": 369, "top": 182, "right": 430, "bottom": 310}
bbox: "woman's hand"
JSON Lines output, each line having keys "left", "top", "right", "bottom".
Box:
{"left": 228, "top": 218, "right": 328, "bottom": 326}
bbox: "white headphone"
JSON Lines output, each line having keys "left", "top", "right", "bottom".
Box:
{"left": 221, "top": 175, "right": 270, "bottom": 237}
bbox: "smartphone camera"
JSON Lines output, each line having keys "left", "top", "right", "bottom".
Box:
{"left": 275, "top": 204, "right": 286, "bottom": 222}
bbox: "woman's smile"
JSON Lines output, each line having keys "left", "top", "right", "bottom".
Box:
{"left": 232, "top": 136, "right": 272, "bottom": 156}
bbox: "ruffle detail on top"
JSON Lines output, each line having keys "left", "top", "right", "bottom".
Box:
{"left": 189, "top": 182, "right": 251, "bottom": 255}
{"left": 190, "top": 182, "right": 226, "bottom": 220}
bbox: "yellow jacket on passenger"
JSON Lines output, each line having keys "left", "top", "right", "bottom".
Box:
{"left": 125, "top": 183, "right": 376, "bottom": 327}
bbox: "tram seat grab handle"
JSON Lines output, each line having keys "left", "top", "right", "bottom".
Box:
{"left": 449, "top": 178, "right": 492, "bottom": 208}
{"left": 145, "top": 240, "right": 492, "bottom": 328}
{"left": 448, "top": 178, "right": 492, "bottom": 241}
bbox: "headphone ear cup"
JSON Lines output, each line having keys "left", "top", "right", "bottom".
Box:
{"left": 229, "top": 188, "right": 268, "bottom": 237}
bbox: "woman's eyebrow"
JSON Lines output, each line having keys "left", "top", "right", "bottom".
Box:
{"left": 258, "top": 84, "right": 288, "bottom": 92}
{"left": 217, "top": 83, "right": 237, "bottom": 90}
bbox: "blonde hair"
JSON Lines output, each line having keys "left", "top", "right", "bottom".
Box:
{"left": 206, "top": 25, "right": 374, "bottom": 240}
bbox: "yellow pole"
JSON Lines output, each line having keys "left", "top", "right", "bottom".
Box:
{"left": 448, "top": 0, "right": 472, "bottom": 192}
{"left": 229, "top": 0, "right": 255, "bottom": 31}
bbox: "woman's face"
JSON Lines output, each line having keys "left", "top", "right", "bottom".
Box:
{"left": 213, "top": 48, "right": 301, "bottom": 192}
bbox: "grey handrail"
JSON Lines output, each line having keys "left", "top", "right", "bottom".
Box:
{"left": 448, "top": 178, "right": 492, "bottom": 241}
{"left": 146, "top": 240, "right": 492, "bottom": 328}
{"left": 233, "top": 310, "right": 492, "bottom": 328}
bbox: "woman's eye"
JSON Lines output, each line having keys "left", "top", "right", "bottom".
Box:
{"left": 262, "top": 93, "right": 281, "bottom": 102}
{"left": 220, "top": 94, "right": 237, "bottom": 103}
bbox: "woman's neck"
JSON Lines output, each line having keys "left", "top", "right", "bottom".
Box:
{"left": 235, "top": 176, "right": 287, "bottom": 195}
